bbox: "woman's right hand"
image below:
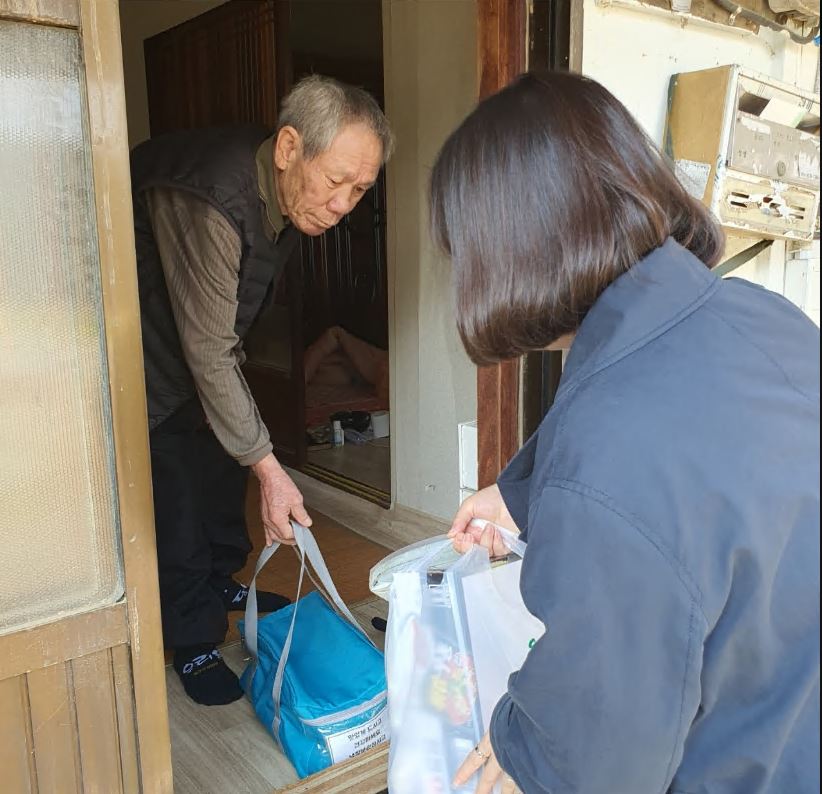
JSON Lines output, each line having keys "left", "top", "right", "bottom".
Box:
{"left": 448, "top": 484, "right": 519, "bottom": 557}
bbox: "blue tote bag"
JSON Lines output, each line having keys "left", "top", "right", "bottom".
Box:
{"left": 239, "top": 523, "right": 389, "bottom": 778}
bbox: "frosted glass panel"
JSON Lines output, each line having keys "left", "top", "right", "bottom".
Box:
{"left": 0, "top": 21, "right": 124, "bottom": 634}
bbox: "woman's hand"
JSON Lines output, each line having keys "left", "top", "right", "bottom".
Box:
{"left": 453, "top": 730, "right": 522, "bottom": 793}
{"left": 448, "top": 484, "right": 518, "bottom": 557}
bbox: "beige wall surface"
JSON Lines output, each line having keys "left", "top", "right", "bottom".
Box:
{"left": 119, "top": 0, "right": 228, "bottom": 146}
{"left": 383, "top": 0, "right": 479, "bottom": 520}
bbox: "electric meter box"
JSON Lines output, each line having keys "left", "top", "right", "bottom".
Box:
{"left": 665, "top": 65, "right": 820, "bottom": 242}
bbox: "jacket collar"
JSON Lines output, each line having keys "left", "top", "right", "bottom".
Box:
{"left": 556, "top": 238, "right": 720, "bottom": 401}
{"left": 255, "top": 134, "right": 286, "bottom": 241}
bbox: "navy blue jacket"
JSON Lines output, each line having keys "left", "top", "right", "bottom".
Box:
{"left": 493, "top": 239, "right": 820, "bottom": 793}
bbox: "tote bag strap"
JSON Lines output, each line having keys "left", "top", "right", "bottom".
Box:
{"left": 244, "top": 539, "right": 284, "bottom": 662}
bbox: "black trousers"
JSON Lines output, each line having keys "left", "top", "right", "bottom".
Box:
{"left": 149, "top": 400, "right": 251, "bottom": 648}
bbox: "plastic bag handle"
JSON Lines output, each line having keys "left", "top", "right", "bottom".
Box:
{"left": 467, "top": 519, "right": 527, "bottom": 558}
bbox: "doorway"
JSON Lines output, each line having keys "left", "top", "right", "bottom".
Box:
{"left": 5, "top": 0, "right": 520, "bottom": 790}
{"left": 140, "top": 0, "right": 392, "bottom": 508}
{"left": 117, "top": 0, "right": 489, "bottom": 789}
{"left": 121, "top": 1, "right": 394, "bottom": 790}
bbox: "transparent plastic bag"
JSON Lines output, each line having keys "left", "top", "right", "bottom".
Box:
{"left": 369, "top": 534, "right": 464, "bottom": 600}
{"left": 384, "top": 524, "right": 543, "bottom": 793}
{"left": 461, "top": 527, "right": 545, "bottom": 738}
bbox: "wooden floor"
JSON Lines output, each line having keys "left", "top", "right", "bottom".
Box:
{"left": 167, "top": 598, "right": 389, "bottom": 794}
{"left": 166, "top": 492, "right": 392, "bottom": 793}
{"left": 306, "top": 438, "right": 391, "bottom": 496}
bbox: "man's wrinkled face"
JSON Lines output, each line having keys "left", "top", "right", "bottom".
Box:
{"left": 274, "top": 123, "right": 382, "bottom": 236}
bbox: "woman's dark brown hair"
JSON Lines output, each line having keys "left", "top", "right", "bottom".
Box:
{"left": 430, "top": 71, "right": 724, "bottom": 366}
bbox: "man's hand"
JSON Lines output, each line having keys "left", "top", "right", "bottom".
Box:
{"left": 251, "top": 453, "right": 312, "bottom": 546}
{"left": 448, "top": 484, "right": 519, "bottom": 557}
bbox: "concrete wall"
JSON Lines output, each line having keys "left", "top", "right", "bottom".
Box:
{"left": 118, "top": 0, "right": 228, "bottom": 146}
{"left": 581, "top": 0, "right": 820, "bottom": 323}
{"left": 383, "top": 0, "right": 479, "bottom": 520}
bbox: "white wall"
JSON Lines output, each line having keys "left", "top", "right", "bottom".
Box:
{"left": 118, "top": 0, "right": 228, "bottom": 146}
{"left": 383, "top": 0, "right": 479, "bottom": 520}
{"left": 582, "top": 0, "right": 820, "bottom": 320}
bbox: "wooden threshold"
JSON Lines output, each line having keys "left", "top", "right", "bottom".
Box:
{"left": 278, "top": 742, "right": 388, "bottom": 794}
{"left": 301, "top": 461, "right": 391, "bottom": 509}
{"left": 288, "top": 467, "right": 448, "bottom": 550}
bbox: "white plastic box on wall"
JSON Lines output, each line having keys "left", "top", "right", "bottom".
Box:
{"left": 784, "top": 241, "right": 821, "bottom": 327}
{"left": 458, "top": 421, "right": 478, "bottom": 497}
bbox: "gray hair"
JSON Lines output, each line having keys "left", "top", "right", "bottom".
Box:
{"left": 277, "top": 75, "right": 395, "bottom": 164}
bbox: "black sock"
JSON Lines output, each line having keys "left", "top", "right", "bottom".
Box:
{"left": 173, "top": 645, "right": 243, "bottom": 706}
{"left": 216, "top": 579, "right": 291, "bottom": 613}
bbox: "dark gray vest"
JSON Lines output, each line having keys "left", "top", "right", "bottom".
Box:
{"left": 130, "top": 125, "right": 299, "bottom": 429}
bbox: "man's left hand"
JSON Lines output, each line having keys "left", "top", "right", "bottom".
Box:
{"left": 453, "top": 730, "right": 522, "bottom": 794}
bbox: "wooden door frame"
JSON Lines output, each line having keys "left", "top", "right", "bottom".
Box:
{"left": 475, "top": 0, "right": 526, "bottom": 489}
{"left": 82, "top": 0, "right": 173, "bottom": 786}
{"left": 475, "top": 0, "right": 583, "bottom": 487}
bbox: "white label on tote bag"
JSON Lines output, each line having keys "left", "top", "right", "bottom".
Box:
{"left": 325, "top": 706, "right": 389, "bottom": 763}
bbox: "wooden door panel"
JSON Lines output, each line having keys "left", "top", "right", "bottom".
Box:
{"left": 243, "top": 237, "right": 307, "bottom": 467}
{"left": 301, "top": 173, "right": 388, "bottom": 351}
{"left": 244, "top": 363, "right": 305, "bottom": 463}
{"left": 27, "top": 663, "right": 82, "bottom": 794}
{"left": 111, "top": 644, "right": 141, "bottom": 794}
{"left": 0, "top": 0, "right": 79, "bottom": 25}
{"left": 0, "top": 644, "right": 139, "bottom": 794}
{"left": 0, "top": 675, "right": 35, "bottom": 792}
{"left": 73, "top": 650, "right": 129, "bottom": 793}
{"left": 145, "top": 0, "right": 283, "bottom": 135}
{"left": 0, "top": 1, "right": 172, "bottom": 791}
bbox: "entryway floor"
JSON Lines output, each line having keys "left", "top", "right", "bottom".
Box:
{"left": 306, "top": 437, "right": 391, "bottom": 496}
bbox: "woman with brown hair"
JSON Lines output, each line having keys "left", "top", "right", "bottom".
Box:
{"left": 432, "top": 72, "right": 820, "bottom": 794}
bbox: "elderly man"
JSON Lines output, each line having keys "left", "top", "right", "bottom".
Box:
{"left": 130, "top": 76, "right": 394, "bottom": 705}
